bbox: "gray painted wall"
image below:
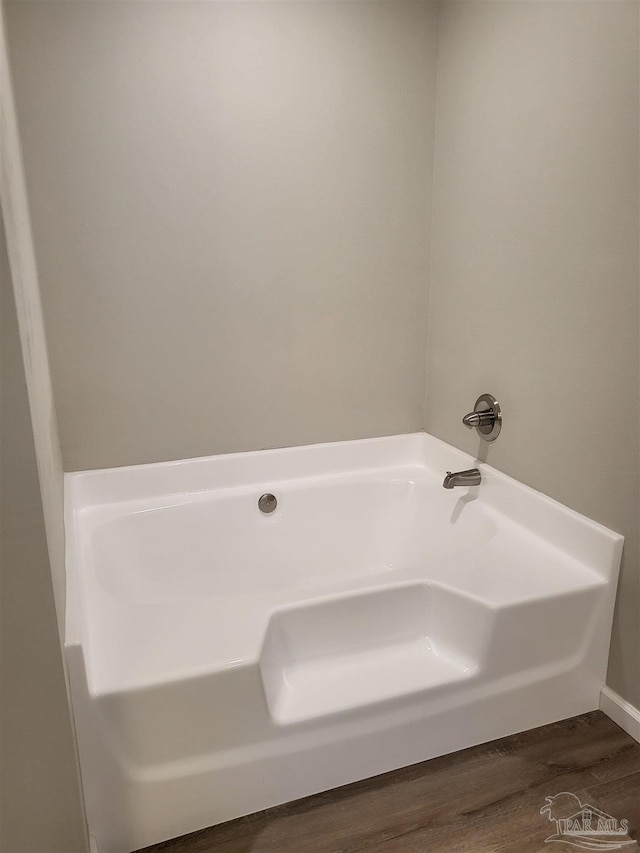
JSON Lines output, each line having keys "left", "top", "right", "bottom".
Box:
{"left": 1, "top": 2, "right": 88, "bottom": 848}
{"left": 0, "top": 217, "right": 87, "bottom": 852}
{"left": 427, "top": 1, "right": 639, "bottom": 707}
{"left": 6, "top": 0, "right": 438, "bottom": 471}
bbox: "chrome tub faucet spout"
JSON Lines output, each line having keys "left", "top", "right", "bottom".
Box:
{"left": 442, "top": 468, "right": 481, "bottom": 489}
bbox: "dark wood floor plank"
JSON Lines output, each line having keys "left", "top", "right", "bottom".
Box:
{"left": 587, "top": 770, "right": 640, "bottom": 835}
{"left": 139, "top": 711, "right": 639, "bottom": 853}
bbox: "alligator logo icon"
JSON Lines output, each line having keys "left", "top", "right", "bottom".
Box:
{"left": 540, "top": 792, "right": 636, "bottom": 850}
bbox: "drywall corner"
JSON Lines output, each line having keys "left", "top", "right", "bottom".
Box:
{"left": 0, "top": 2, "right": 89, "bottom": 849}
{"left": 0, "top": 0, "right": 65, "bottom": 634}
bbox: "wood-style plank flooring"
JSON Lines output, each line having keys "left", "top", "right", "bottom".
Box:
{"left": 138, "top": 711, "right": 639, "bottom": 853}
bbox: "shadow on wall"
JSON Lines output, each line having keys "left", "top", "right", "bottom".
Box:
{"left": 0, "top": 219, "right": 87, "bottom": 853}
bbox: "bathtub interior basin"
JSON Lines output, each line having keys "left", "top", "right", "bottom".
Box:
{"left": 64, "top": 432, "right": 623, "bottom": 853}
{"left": 90, "top": 475, "right": 496, "bottom": 602}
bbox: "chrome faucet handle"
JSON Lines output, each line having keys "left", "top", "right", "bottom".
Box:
{"left": 462, "top": 394, "right": 502, "bottom": 442}
{"left": 462, "top": 410, "right": 495, "bottom": 428}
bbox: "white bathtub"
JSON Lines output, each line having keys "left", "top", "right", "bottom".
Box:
{"left": 64, "top": 433, "right": 623, "bottom": 853}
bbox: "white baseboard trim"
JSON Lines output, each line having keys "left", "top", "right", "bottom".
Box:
{"left": 600, "top": 685, "right": 640, "bottom": 744}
